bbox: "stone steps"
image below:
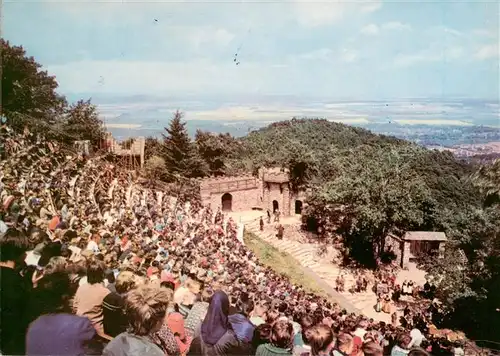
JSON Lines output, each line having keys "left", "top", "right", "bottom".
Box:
{"left": 245, "top": 223, "right": 389, "bottom": 322}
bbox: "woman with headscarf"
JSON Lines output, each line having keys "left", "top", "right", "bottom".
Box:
{"left": 188, "top": 290, "right": 243, "bottom": 356}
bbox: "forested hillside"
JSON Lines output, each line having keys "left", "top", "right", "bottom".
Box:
{"left": 228, "top": 118, "right": 499, "bottom": 342}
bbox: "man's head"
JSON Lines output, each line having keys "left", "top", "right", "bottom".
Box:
{"left": 115, "top": 271, "right": 138, "bottom": 294}
{"left": 270, "top": 320, "right": 294, "bottom": 350}
{"left": 0, "top": 228, "right": 29, "bottom": 265}
{"left": 86, "top": 257, "right": 106, "bottom": 284}
{"left": 125, "top": 285, "right": 171, "bottom": 336}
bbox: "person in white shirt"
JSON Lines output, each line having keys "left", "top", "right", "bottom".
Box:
{"left": 409, "top": 328, "right": 425, "bottom": 348}
{"left": 86, "top": 234, "right": 100, "bottom": 253}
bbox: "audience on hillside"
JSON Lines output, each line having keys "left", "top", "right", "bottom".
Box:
{"left": 0, "top": 126, "right": 469, "bottom": 355}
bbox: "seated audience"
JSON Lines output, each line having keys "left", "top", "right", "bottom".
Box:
{"left": 391, "top": 333, "right": 412, "bottom": 356}
{"left": 305, "top": 324, "right": 335, "bottom": 356}
{"left": 102, "top": 271, "right": 138, "bottom": 337}
{"left": 26, "top": 272, "right": 96, "bottom": 355}
{"left": 189, "top": 290, "right": 243, "bottom": 356}
{"left": 255, "top": 320, "right": 294, "bottom": 356}
{"left": 0, "top": 228, "right": 32, "bottom": 355}
{"left": 73, "top": 258, "right": 111, "bottom": 333}
{"left": 0, "top": 129, "right": 471, "bottom": 356}
{"left": 103, "top": 285, "right": 171, "bottom": 356}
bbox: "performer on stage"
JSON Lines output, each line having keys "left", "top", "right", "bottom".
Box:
{"left": 276, "top": 224, "right": 284, "bottom": 240}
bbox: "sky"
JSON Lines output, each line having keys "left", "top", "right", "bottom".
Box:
{"left": 2, "top": 0, "right": 500, "bottom": 127}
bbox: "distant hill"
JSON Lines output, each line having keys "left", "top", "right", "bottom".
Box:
{"left": 227, "top": 118, "right": 478, "bottom": 210}
{"left": 230, "top": 118, "right": 409, "bottom": 169}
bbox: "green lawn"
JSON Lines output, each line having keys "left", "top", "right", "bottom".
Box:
{"left": 244, "top": 230, "right": 333, "bottom": 301}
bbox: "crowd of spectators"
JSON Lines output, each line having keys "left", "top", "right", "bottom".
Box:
{"left": 0, "top": 125, "right": 468, "bottom": 356}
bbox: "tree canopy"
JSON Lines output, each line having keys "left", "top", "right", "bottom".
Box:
{"left": 1, "top": 39, "right": 104, "bottom": 147}
{"left": 1, "top": 39, "right": 67, "bottom": 130}
{"left": 230, "top": 117, "right": 499, "bottom": 341}
{"left": 161, "top": 111, "right": 208, "bottom": 180}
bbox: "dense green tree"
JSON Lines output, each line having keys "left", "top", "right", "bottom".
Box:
{"left": 144, "top": 136, "right": 163, "bottom": 161}
{"left": 195, "top": 130, "right": 239, "bottom": 176}
{"left": 162, "top": 111, "right": 208, "bottom": 179}
{"left": 307, "top": 145, "right": 434, "bottom": 264}
{"left": 231, "top": 117, "right": 499, "bottom": 340}
{"left": 63, "top": 99, "right": 105, "bottom": 149}
{"left": 195, "top": 130, "right": 226, "bottom": 176}
{"left": 1, "top": 39, "right": 67, "bottom": 131}
{"left": 144, "top": 155, "right": 166, "bottom": 181}
{"left": 471, "top": 159, "right": 500, "bottom": 206}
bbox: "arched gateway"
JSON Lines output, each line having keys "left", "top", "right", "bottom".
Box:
{"left": 295, "top": 200, "right": 303, "bottom": 214}
{"left": 272, "top": 200, "right": 279, "bottom": 213}
{"left": 221, "top": 193, "right": 233, "bottom": 212}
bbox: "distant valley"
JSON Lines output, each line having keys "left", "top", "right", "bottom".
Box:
{"left": 95, "top": 96, "right": 500, "bottom": 158}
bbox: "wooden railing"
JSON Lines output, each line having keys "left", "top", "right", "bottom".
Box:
{"left": 207, "top": 178, "right": 258, "bottom": 193}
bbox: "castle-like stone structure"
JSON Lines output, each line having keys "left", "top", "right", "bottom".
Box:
{"left": 199, "top": 168, "right": 306, "bottom": 216}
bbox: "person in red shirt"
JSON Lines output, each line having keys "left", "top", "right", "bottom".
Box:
{"left": 48, "top": 215, "right": 60, "bottom": 231}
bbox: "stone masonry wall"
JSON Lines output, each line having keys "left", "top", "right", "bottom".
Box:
{"left": 199, "top": 169, "right": 304, "bottom": 216}
{"left": 385, "top": 234, "right": 404, "bottom": 267}
{"left": 199, "top": 175, "right": 261, "bottom": 211}
{"left": 204, "top": 187, "right": 261, "bottom": 211}
{"left": 263, "top": 182, "right": 293, "bottom": 216}
{"left": 402, "top": 241, "right": 411, "bottom": 269}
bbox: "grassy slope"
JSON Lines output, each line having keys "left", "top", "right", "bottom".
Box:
{"left": 243, "top": 230, "right": 333, "bottom": 301}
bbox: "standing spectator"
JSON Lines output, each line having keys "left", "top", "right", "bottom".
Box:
{"left": 103, "top": 285, "right": 170, "bottom": 356}
{"left": 0, "top": 228, "right": 32, "bottom": 355}
{"left": 73, "top": 258, "right": 111, "bottom": 333}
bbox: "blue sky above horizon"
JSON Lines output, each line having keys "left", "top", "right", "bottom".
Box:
{"left": 4, "top": 0, "right": 499, "bottom": 101}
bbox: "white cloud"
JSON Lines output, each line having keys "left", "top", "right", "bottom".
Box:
{"left": 297, "top": 48, "right": 335, "bottom": 61}
{"left": 446, "top": 46, "right": 464, "bottom": 60}
{"left": 293, "top": 0, "right": 382, "bottom": 27}
{"left": 394, "top": 119, "right": 473, "bottom": 126}
{"left": 294, "top": 1, "right": 350, "bottom": 27}
{"left": 360, "top": 21, "right": 411, "bottom": 37}
{"left": 394, "top": 45, "right": 464, "bottom": 67}
{"left": 382, "top": 21, "right": 412, "bottom": 31}
{"left": 340, "top": 49, "right": 358, "bottom": 63}
{"left": 433, "top": 26, "right": 462, "bottom": 37}
{"left": 360, "top": 0, "right": 382, "bottom": 13}
{"left": 472, "top": 29, "right": 496, "bottom": 38}
{"left": 360, "top": 24, "right": 379, "bottom": 36}
{"left": 394, "top": 53, "right": 435, "bottom": 67}
{"left": 47, "top": 59, "right": 302, "bottom": 96}
{"left": 185, "top": 27, "right": 236, "bottom": 49}
{"left": 474, "top": 44, "right": 499, "bottom": 60}
{"left": 105, "top": 124, "right": 142, "bottom": 128}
